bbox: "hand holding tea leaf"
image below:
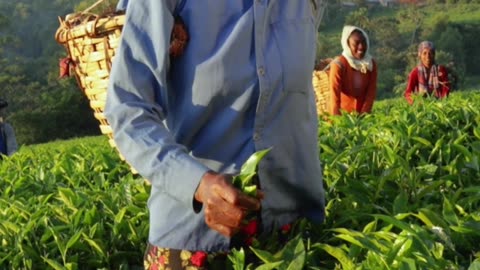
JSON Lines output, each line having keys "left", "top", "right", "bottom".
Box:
{"left": 194, "top": 148, "right": 271, "bottom": 237}
{"left": 194, "top": 172, "right": 260, "bottom": 237}
{"left": 231, "top": 148, "right": 272, "bottom": 246}
{"left": 232, "top": 148, "right": 272, "bottom": 197}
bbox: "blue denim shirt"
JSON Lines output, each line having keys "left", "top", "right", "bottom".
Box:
{"left": 105, "top": 0, "right": 325, "bottom": 252}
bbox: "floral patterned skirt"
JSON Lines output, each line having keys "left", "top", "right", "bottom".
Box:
{"left": 143, "top": 220, "right": 297, "bottom": 270}
{"left": 143, "top": 244, "right": 229, "bottom": 270}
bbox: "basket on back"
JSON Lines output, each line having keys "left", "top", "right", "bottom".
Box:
{"left": 312, "top": 70, "right": 329, "bottom": 116}
{"left": 55, "top": 9, "right": 131, "bottom": 167}
{"left": 312, "top": 58, "right": 333, "bottom": 117}
{"left": 55, "top": 1, "right": 189, "bottom": 174}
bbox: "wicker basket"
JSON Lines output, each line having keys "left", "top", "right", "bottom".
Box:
{"left": 312, "top": 57, "right": 334, "bottom": 116}
{"left": 312, "top": 70, "right": 330, "bottom": 116}
{"left": 55, "top": 10, "right": 132, "bottom": 168}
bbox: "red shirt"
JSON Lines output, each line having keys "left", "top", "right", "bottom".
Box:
{"left": 404, "top": 65, "right": 450, "bottom": 105}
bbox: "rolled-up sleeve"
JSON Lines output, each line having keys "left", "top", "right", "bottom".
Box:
{"left": 104, "top": 0, "right": 209, "bottom": 209}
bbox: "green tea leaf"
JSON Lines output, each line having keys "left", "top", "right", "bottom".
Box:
{"left": 228, "top": 248, "right": 246, "bottom": 270}
{"left": 243, "top": 185, "right": 257, "bottom": 196}
{"left": 399, "top": 257, "right": 417, "bottom": 270}
{"left": 250, "top": 248, "right": 276, "bottom": 264}
{"left": 66, "top": 229, "right": 83, "bottom": 250}
{"left": 285, "top": 238, "right": 305, "bottom": 270}
{"left": 241, "top": 148, "right": 272, "bottom": 175}
{"left": 82, "top": 233, "right": 106, "bottom": 259}
{"left": 442, "top": 197, "right": 459, "bottom": 226}
{"left": 50, "top": 227, "right": 66, "bottom": 263}
{"left": 42, "top": 257, "right": 66, "bottom": 270}
{"left": 473, "top": 127, "right": 480, "bottom": 140}
{"left": 232, "top": 173, "right": 255, "bottom": 189}
{"left": 393, "top": 191, "right": 408, "bottom": 214}
{"left": 255, "top": 261, "right": 284, "bottom": 270}
{"left": 386, "top": 236, "right": 409, "bottom": 265}
{"left": 468, "top": 260, "right": 480, "bottom": 270}
{"left": 411, "top": 136, "right": 432, "bottom": 147}
{"left": 114, "top": 207, "right": 127, "bottom": 224}
{"left": 416, "top": 208, "right": 449, "bottom": 229}
{"left": 313, "top": 243, "right": 354, "bottom": 270}
{"left": 431, "top": 242, "right": 444, "bottom": 259}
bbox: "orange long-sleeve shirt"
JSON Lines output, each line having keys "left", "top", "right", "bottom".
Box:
{"left": 328, "top": 56, "right": 377, "bottom": 115}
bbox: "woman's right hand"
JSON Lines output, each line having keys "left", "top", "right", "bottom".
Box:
{"left": 194, "top": 171, "right": 262, "bottom": 237}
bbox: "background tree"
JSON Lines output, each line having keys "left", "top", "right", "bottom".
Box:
{"left": 395, "top": 5, "right": 425, "bottom": 47}
{"left": 369, "top": 16, "right": 407, "bottom": 98}
{"left": 345, "top": 7, "right": 372, "bottom": 30}
{"left": 0, "top": 0, "right": 100, "bottom": 145}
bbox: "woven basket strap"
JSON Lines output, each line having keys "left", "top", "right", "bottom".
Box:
{"left": 321, "top": 62, "right": 331, "bottom": 71}
{"left": 321, "top": 57, "right": 343, "bottom": 72}
{"left": 331, "top": 56, "right": 346, "bottom": 70}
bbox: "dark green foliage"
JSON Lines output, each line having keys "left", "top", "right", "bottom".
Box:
{"left": 313, "top": 91, "right": 480, "bottom": 269}
{"left": 1, "top": 91, "right": 480, "bottom": 269}
{"left": 345, "top": 7, "right": 372, "bottom": 30}
{"left": 0, "top": 0, "right": 106, "bottom": 146}
{"left": 0, "top": 136, "right": 146, "bottom": 269}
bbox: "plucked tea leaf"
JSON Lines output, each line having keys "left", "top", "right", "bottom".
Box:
{"left": 240, "top": 148, "right": 272, "bottom": 175}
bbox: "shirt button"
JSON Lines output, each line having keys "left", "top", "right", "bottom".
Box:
{"left": 258, "top": 67, "right": 265, "bottom": 76}
{"left": 253, "top": 132, "right": 261, "bottom": 141}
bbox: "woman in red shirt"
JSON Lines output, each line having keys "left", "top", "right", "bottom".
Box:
{"left": 405, "top": 41, "right": 450, "bottom": 105}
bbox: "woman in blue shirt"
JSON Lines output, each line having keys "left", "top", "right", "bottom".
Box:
{"left": 105, "top": 0, "right": 326, "bottom": 268}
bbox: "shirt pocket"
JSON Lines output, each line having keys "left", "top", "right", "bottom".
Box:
{"left": 270, "top": 3, "right": 317, "bottom": 94}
